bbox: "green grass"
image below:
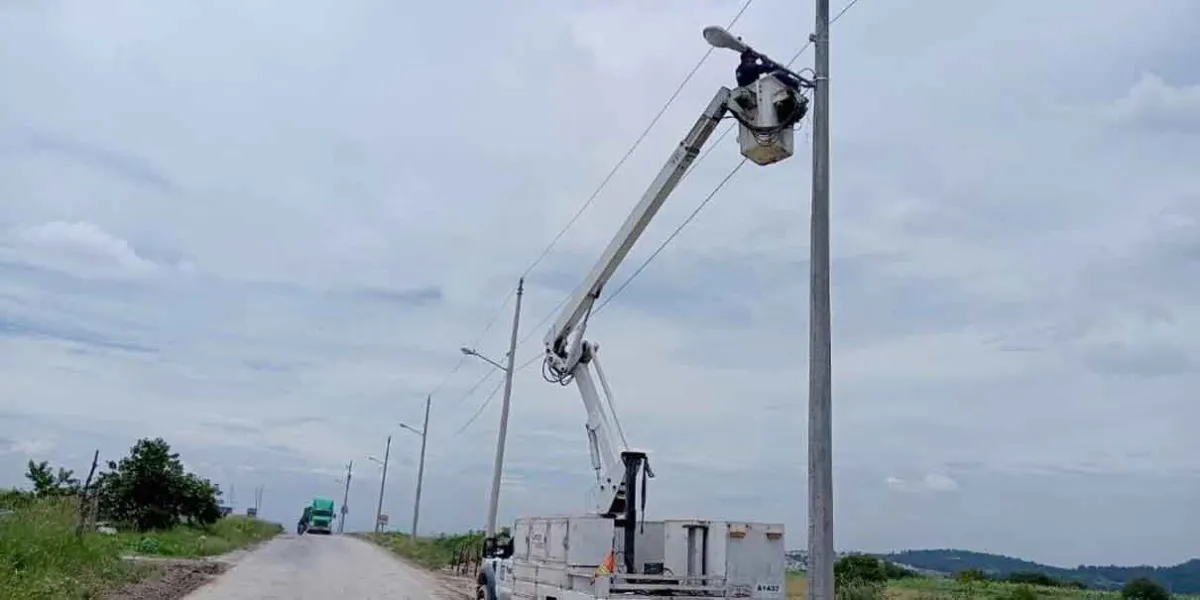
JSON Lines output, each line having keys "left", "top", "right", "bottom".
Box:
{"left": 361, "top": 531, "right": 485, "bottom": 570}
{"left": 786, "top": 573, "right": 1200, "bottom": 600}
{"left": 0, "top": 497, "right": 141, "bottom": 599}
{"left": 115, "top": 515, "right": 283, "bottom": 558}
{"left": 0, "top": 498, "right": 282, "bottom": 599}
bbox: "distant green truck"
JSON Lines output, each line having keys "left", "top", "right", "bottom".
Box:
{"left": 298, "top": 496, "right": 336, "bottom": 535}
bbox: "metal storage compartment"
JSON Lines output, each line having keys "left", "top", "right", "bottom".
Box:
{"left": 509, "top": 516, "right": 784, "bottom": 598}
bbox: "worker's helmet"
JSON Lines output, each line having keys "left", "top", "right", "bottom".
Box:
{"left": 740, "top": 50, "right": 757, "bottom": 62}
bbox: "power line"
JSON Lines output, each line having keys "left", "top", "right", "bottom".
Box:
{"left": 787, "top": 0, "right": 862, "bottom": 64}
{"left": 447, "top": 350, "right": 545, "bottom": 437}
{"left": 518, "top": 0, "right": 755, "bottom": 280}
{"left": 422, "top": 285, "right": 515, "bottom": 404}
{"left": 445, "top": 368, "right": 500, "bottom": 414}
{"left": 591, "top": 0, "right": 865, "bottom": 315}
{"left": 420, "top": 0, "right": 748, "bottom": 408}
{"left": 452, "top": 378, "right": 506, "bottom": 435}
{"left": 595, "top": 156, "right": 749, "bottom": 316}
{"left": 437, "top": 0, "right": 867, "bottom": 434}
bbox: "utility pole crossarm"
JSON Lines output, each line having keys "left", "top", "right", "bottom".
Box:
{"left": 544, "top": 88, "right": 732, "bottom": 361}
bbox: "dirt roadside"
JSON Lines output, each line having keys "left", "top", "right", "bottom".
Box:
{"left": 101, "top": 542, "right": 263, "bottom": 599}
{"left": 102, "top": 559, "right": 228, "bottom": 600}
{"left": 431, "top": 569, "right": 477, "bottom": 600}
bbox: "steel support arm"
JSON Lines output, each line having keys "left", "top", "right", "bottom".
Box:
{"left": 573, "top": 357, "right": 623, "bottom": 515}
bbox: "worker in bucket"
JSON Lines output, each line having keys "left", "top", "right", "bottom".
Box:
{"left": 736, "top": 50, "right": 805, "bottom": 91}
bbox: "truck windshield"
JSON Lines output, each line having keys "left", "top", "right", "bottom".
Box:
{"left": 313, "top": 509, "right": 333, "bottom": 518}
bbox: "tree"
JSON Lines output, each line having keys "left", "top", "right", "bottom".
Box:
{"left": 835, "top": 554, "right": 887, "bottom": 590}
{"left": 882, "top": 561, "right": 916, "bottom": 580}
{"left": 24, "top": 460, "right": 80, "bottom": 497}
{"left": 956, "top": 568, "right": 991, "bottom": 583}
{"left": 1122, "top": 577, "right": 1170, "bottom": 600}
{"left": 1006, "top": 571, "right": 1060, "bottom": 587}
{"left": 94, "top": 437, "right": 222, "bottom": 531}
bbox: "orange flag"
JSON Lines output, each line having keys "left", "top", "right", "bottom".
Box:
{"left": 593, "top": 549, "right": 616, "bottom": 579}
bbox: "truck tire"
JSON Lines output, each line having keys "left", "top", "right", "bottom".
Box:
{"left": 478, "top": 563, "right": 497, "bottom": 600}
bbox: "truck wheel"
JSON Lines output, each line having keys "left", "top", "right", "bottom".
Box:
{"left": 478, "top": 566, "right": 497, "bottom": 600}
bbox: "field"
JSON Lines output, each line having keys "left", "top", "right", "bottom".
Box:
{"left": 114, "top": 514, "right": 282, "bottom": 558}
{"left": 0, "top": 497, "right": 281, "bottom": 599}
{"left": 786, "top": 572, "right": 1200, "bottom": 600}
{"left": 360, "top": 531, "right": 485, "bottom": 570}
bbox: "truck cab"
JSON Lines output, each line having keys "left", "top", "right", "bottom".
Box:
{"left": 306, "top": 497, "right": 336, "bottom": 535}
{"left": 478, "top": 533, "right": 515, "bottom": 600}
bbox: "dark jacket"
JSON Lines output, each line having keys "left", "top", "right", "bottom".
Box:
{"left": 736, "top": 60, "right": 770, "bottom": 87}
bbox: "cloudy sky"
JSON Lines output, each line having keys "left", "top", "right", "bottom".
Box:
{"left": 1, "top": 0, "right": 1198, "bottom": 568}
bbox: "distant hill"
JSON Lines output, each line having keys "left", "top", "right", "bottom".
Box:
{"left": 880, "top": 549, "right": 1200, "bottom": 594}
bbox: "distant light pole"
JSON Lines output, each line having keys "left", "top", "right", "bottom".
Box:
{"left": 400, "top": 396, "right": 430, "bottom": 537}
{"left": 337, "top": 460, "right": 353, "bottom": 534}
{"left": 460, "top": 278, "right": 523, "bottom": 539}
{"left": 368, "top": 435, "right": 391, "bottom": 533}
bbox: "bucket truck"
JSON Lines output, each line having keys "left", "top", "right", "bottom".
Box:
{"left": 477, "top": 27, "right": 810, "bottom": 600}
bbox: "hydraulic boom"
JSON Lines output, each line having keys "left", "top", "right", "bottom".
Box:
{"left": 540, "top": 70, "right": 807, "bottom": 576}
{"left": 542, "top": 87, "right": 732, "bottom": 519}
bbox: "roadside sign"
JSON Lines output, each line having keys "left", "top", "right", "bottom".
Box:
{"left": 378, "top": 513, "right": 389, "bottom": 526}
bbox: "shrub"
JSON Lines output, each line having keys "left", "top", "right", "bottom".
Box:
{"left": 1122, "top": 577, "right": 1169, "bottom": 600}
{"left": 1006, "top": 572, "right": 1059, "bottom": 587}
{"left": 835, "top": 554, "right": 887, "bottom": 590}
{"left": 883, "top": 560, "right": 916, "bottom": 580}
{"left": 837, "top": 582, "right": 885, "bottom": 600}
{"left": 1007, "top": 584, "right": 1038, "bottom": 600}
{"left": 955, "top": 569, "right": 990, "bottom": 584}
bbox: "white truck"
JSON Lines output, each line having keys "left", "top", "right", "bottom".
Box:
{"left": 477, "top": 26, "right": 811, "bottom": 600}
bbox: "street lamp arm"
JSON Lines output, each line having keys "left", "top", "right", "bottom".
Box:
{"left": 399, "top": 422, "right": 426, "bottom": 437}
{"left": 461, "top": 347, "right": 509, "bottom": 372}
{"left": 703, "top": 24, "right": 814, "bottom": 88}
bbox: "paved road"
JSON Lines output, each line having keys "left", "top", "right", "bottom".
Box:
{"left": 186, "top": 533, "right": 450, "bottom": 600}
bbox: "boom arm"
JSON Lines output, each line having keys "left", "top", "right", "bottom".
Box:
{"left": 541, "top": 87, "right": 733, "bottom": 519}
{"left": 544, "top": 87, "right": 733, "bottom": 366}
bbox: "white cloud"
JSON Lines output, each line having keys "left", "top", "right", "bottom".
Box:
{"left": 0, "top": 0, "right": 1197, "bottom": 567}
{"left": 2, "top": 438, "right": 57, "bottom": 457}
{"left": 2, "top": 220, "right": 162, "bottom": 279}
{"left": 1107, "top": 73, "right": 1200, "bottom": 132}
{"left": 885, "top": 474, "right": 960, "bottom": 494}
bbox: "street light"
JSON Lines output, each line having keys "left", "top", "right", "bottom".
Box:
{"left": 461, "top": 278, "right": 523, "bottom": 540}
{"left": 400, "top": 396, "right": 430, "bottom": 537}
{"left": 460, "top": 347, "right": 508, "bottom": 373}
{"left": 702, "top": 25, "right": 747, "bottom": 52}
{"left": 703, "top": 25, "right": 814, "bottom": 89}
{"left": 367, "top": 435, "right": 391, "bottom": 534}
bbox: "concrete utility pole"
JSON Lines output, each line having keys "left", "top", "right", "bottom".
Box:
{"left": 338, "top": 460, "right": 353, "bottom": 534}
{"left": 373, "top": 435, "right": 392, "bottom": 533}
{"left": 401, "top": 397, "right": 431, "bottom": 537}
{"left": 486, "top": 278, "right": 523, "bottom": 537}
{"left": 807, "top": 1, "right": 835, "bottom": 600}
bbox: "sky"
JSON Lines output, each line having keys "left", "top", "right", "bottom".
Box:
{"left": 0, "top": 0, "right": 1198, "bottom": 568}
